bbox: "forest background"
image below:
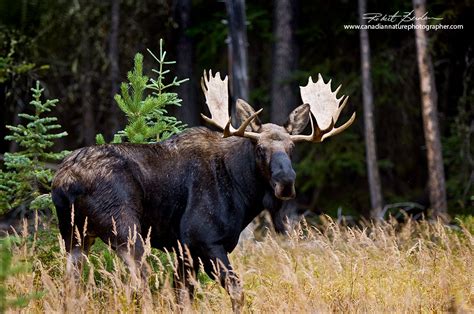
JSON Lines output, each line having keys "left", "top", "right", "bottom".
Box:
{"left": 0, "top": 0, "right": 472, "bottom": 219}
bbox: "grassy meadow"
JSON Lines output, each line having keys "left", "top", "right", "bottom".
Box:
{"left": 2, "top": 217, "right": 473, "bottom": 313}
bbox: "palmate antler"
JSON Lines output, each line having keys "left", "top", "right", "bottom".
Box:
{"left": 291, "top": 74, "right": 356, "bottom": 142}
{"left": 200, "top": 70, "right": 355, "bottom": 142}
{"left": 200, "top": 70, "right": 262, "bottom": 140}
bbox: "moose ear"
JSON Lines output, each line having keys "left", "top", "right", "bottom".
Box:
{"left": 236, "top": 99, "right": 262, "bottom": 132}
{"left": 284, "top": 104, "right": 311, "bottom": 135}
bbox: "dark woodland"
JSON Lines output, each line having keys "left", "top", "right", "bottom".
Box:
{"left": 1, "top": 0, "right": 472, "bottom": 220}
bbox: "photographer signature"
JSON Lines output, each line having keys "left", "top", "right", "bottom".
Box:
{"left": 363, "top": 10, "right": 443, "bottom": 25}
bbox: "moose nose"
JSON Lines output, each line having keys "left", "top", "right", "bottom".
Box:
{"left": 270, "top": 152, "right": 296, "bottom": 200}
{"left": 270, "top": 152, "right": 296, "bottom": 183}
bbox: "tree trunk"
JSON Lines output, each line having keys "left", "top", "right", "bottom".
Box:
{"left": 413, "top": 0, "right": 448, "bottom": 218}
{"left": 81, "top": 20, "right": 95, "bottom": 146}
{"left": 108, "top": 0, "right": 122, "bottom": 136}
{"left": 174, "top": 0, "right": 198, "bottom": 126}
{"left": 358, "top": 0, "right": 384, "bottom": 219}
{"left": 271, "top": 0, "right": 298, "bottom": 125}
{"left": 225, "top": 0, "right": 249, "bottom": 110}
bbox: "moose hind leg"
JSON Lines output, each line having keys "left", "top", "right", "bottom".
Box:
{"left": 57, "top": 202, "right": 95, "bottom": 276}
{"left": 174, "top": 246, "right": 199, "bottom": 307}
{"left": 66, "top": 235, "right": 96, "bottom": 278}
{"left": 103, "top": 216, "right": 151, "bottom": 283}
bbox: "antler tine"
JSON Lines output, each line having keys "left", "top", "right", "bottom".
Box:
{"left": 290, "top": 113, "right": 336, "bottom": 142}
{"left": 200, "top": 113, "right": 222, "bottom": 129}
{"left": 291, "top": 74, "right": 355, "bottom": 143}
{"left": 321, "top": 112, "right": 356, "bottom": 141}
{"left": 224, "top": 108, "right": 263, "bottom": 139}
{"left": 200, "top": 76, "right": 207, "bottom": 95}
{"left": 333, "top": 95, "right": 349, "bottom": 123}
{"left": 202, "top": 69, "right": 208, "bottom": 88}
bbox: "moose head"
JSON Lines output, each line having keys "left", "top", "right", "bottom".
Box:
{"left": 201, "top": 70, "right": 356, "bottom": 201}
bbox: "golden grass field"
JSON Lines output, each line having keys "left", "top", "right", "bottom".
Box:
{"left": 3, "top": 217, "right": 474, "bottom": 313}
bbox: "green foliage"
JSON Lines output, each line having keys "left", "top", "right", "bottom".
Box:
{"left": 101, "top": 40, "right": 187, "bottom": 144}
{"left": 296, "top": 132, "right": 365, "bottom": 216}
{"left": 443, "top": 63, "right": 473, "bottom": 214}
{"left": 0, "top": 237, "right": 42, "bottom": 312}
{"left": 0, "top": 28, "right": 36, "bottom": 83}
{"left": 187, "top": 10, "right": 227, "bottom": 67}
{"left": 297, "top": 133, "right": 365, "bottom": 193}
{"left": 95, "top": 133, "right": 106, "bottom": 145}
{"left": 0, "top": 82, "right": 68, "bottom": 214}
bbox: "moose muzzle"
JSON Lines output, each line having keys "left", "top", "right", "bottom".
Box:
{"left": 270, "top": 151, "right": 296, "bottom": 200}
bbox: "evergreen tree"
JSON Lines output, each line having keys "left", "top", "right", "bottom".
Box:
{"left": 0, "top": 81, "right": 68, "bottom": 215}
{"left": 97, "top": 39, "right": 187, "bottom": 144}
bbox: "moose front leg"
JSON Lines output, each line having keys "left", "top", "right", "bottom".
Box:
{"left": 201, "top": 245, "right": 244, "bottom": 313}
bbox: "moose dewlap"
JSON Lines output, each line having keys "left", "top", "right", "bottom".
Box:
{"left": 51, "top": 70, "right": 355, "bottom": 312}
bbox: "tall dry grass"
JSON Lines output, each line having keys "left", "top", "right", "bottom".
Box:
{"left": 4, "top": 217, "right": 474, "bottom": 313}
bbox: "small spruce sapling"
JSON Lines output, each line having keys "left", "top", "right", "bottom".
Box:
{"left": 98, "top": 39, "right": 188, "bottom": 144}
{"left": 0, "top": 81, "right": 68, "bottom": 215}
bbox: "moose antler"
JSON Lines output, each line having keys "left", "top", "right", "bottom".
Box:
{"left": 291, "top": 74, "right": 356, "bottom": 142}
{"left": 200, "top": 70, "right": 262, "bottom": 139}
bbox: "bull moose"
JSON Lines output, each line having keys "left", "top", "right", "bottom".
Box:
{"left": 51, "top": 71, "right": 355, "bottom": 311}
